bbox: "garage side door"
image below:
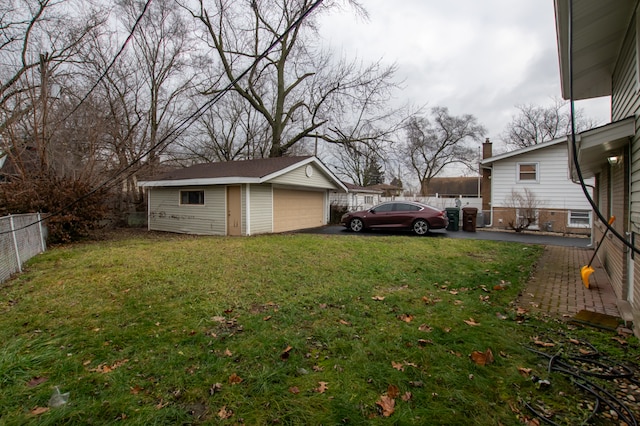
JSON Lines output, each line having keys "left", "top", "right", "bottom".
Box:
{"left": 273, "top": 189, "right": 324, "bottom": 232}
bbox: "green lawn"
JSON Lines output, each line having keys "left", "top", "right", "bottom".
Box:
{"left": 0, "top": 232, "right": 636, "bottom": 425}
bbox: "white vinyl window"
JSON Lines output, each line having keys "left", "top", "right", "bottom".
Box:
{"left": 569, "top": 210, "right": 591, "bottom": 227}
{"left": 517, "top": 163, "right": 539, "bottom": 183}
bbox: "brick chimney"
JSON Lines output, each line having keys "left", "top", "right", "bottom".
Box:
{"left": 482, "top": 138, "right": 492, "bottom": 159}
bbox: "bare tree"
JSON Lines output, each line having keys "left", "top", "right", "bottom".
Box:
{"left": 504, "top": 188, "right": 542, "bottom": 232}
{"left": 180, "top": 0, "right": 400, "bottom": 158}
{"left": 501, "top": 97, "right": 598, "bottom": 149}
{"left": 404, "top": 107, "right": 485, "bottom": 196}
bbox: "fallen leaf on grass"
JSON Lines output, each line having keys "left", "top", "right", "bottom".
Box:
{"left": 130, "top": 385, "right": 143, "bottom": 395}
{"left": 30, "top": 406, "right": 49, "bottom": 415}
{"left": 339, "top": 319, "right": 351, "bottom": 326}
{"left": 89, "top": 359, "right": 129, "bottom": 373}
{"left": 209, "top": 383, "right": 223, "bottom": 395}
{"left": 314, "top": 381, "right": 328, "bottom": 393}
{"left": 371, "top": 296, "right": 385, "bottom": 301}
{"left": 224, "top": 348, "right": 233, "bottom": 357}
{"left": 402, "top": 391, "right": 412, "bottom": 401}
{"left": 218, "top": 406, "right": 233, "bottom": 419}
{"left": 532, "top": 339, "right": 555, "bottom": 348}
{"left": 289, "top": 386, "right": 300, "bottom": 394}
{"left": 612, "top": 336, "right": 628, "bottom": 345}
{"left": 391, "top": 361, "right": 404, "bottom": 371}
{"left": 27, "top": 376, "right": 48, "bottom": 387}
{"left": 397, "top": 314, "right": 413, "bottom": 323}
{"left": 263, "top": 315, "right": 272, "bottom": 321}
{"left": 386, "top": 384, "right": 400, "bottom": 398}
{"left": 470, "top": 348, "right": 494, "bottom": 366}
{"left": 280, "top": 345, "right": 293, "bottom": 361}
{"left": 464, "top": 318, "right": 480, "bottom": 326}
{"left": 228, "top": 373, "right": 243, "bottom": 384}
{"left": 517, "top": 367, "right": 532, "bottom": 377}
{"left": 417, "top": 339, "right": 433, "bottom": 347}
{"left": 376, "top": 395, "right": 395, "bottom": 417}
{"left": 418, "top": 324, "right": 433, "bottom": 332}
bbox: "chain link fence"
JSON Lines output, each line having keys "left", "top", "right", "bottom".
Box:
{"left": 0, "top": 213, "right": 47, "bottom": 284}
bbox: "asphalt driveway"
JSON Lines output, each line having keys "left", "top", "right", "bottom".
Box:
{"left": 296, "top": 225, "right": 591, "bottom": 248}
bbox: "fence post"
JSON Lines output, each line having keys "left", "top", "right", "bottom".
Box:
{"left": 10, "top": 215, "right": 22, "bottom": 273}
{"left": 37, "top": 212, "right": 46, "bottom": 252}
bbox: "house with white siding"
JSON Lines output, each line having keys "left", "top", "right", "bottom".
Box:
{"left": 554, "top": 0, "right": 640, "bottom": 331}
{"left": 330, "top": 182, "right": 383, "bottom": 212}
{"left": 137, "top": 156, "right": 346, "bottom": 236}
{"left": 480, "top": 138, "right": 593, "bottom": 234}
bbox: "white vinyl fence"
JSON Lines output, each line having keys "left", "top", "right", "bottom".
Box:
{"left": 0, "top": 213, "right": 47, "bottom": 284}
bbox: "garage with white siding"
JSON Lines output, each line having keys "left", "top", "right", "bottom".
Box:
{"left": 138, "top": 156, "right": 346, "bottom": 236}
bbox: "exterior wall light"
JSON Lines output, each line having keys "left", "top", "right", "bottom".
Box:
{"left": 607, "top": 155, "right": 622, "bottom": 166}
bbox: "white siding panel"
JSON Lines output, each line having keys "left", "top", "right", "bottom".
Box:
{"left": 148, "top": 186, "right": 226, "bottom": 235}
{"left": 269, "top": 164, "right": 336, "bottom": 188}
{"left": 491, "top": 143, "right": 592, "bottom": 210}
{"left": 248, "top": 184, "right": 273, "bottom": 234}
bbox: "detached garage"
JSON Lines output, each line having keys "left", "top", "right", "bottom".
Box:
{"left": 137, "top": 156, "right": 346, "bottom": 236}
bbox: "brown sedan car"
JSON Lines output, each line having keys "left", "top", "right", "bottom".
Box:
{"left": 340, "top": 201, "right": 448, "bottom": 235}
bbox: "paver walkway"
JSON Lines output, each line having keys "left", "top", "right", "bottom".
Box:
{"left": 518, "top": 245, "right": 620, "bottom": 318}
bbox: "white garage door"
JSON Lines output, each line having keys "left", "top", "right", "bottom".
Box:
{"left": 273, "top": 188, "right": 324, "bottom": 232}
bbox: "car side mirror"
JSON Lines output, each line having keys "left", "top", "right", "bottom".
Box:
{"left": 369, "top": 209, "right": 376, "bottom": 214}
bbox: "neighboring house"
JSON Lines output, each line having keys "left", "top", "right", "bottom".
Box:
{"left": 368, "top": 183, "right": 403, "bottom": 198}
{"left": 422, "top": 177, "right": 481, "bottom": 198}
{"left": 554, "top": 0, "right": 640, "bottom": 329}
{"left": 137, "top": 156, "right": 346, "bottom": 236}
{"left": 330, "top": 182, "right": 383, "bottom": 211}
{"left": 480, "top": 138, "right": 593, "bottom": 234}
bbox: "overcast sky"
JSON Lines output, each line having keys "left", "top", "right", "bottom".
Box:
{"left": 318, "top": 0, "right": 611, "bottom": 154}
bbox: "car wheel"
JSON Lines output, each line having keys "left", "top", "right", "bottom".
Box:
{"left": 413, "top": 219, "right": 429, "bottom": 235}
{"left": 349, "top": 218, "right": 364, "bottom": 232}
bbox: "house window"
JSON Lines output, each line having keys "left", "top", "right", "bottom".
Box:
{"left": 569, "top": 210, "right": 591, "bottom": 227}
{"left": 517, "top": 163, "right": 538, "bottom": 182}
{"left": 364, "top": 196, "right": 373, "bottom": 204}
{"left": 180, "top": 190, "right": 204, "bottom": 205}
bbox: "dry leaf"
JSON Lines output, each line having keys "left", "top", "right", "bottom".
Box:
{"left": 518, "top": 367, "right": 532, "bottom": 377}
{"left": 569, "top": 338, "right": 581, "bottom": 345}
{"left": 397, "top": 314, "right": 413, "bottom": 323}
{"left": 387, "top": 384, "right": 400, "bottom": 398}
{"left": 289, "top": 386, "right": 300, "bottom": 394}
{"left": 263, "top": 315, "right": 272, "bottom": 321}
{"left": 372, "top": 296, "right": 385, "bottom": 301}
{"left": 30, "top": 406, "right": 49, "bottom": 415}
{"left": 315, "top": 381, "right": 329, "bottom": 393}
{"left": 533, "top": 340, "right": 555, "bottom": 348}
{"left": 391, "top": 361, "right": 404, "bottom": 371}
{"left": 89, "top": 359, "right": 129, "bottom": 373}
{"left": 464, "top": 318, "right": 480, "bottom": 326}
{"left": 130, "top": 385, "right": 143, "bottom": 395}
{"left": 224, "top": 348, "right": 233, "bottom": 357}
{"left": 418, "top": 324, "right": 433, "bottom": 332}
{"left": 417, "top": 339, "right": 433, "bottom": 347}
{"left": 280, "top": 345, "right": 293, "bottom": 361}
{"left": 228, "top": 373, "right": 243, "bottom": 384}
{"left": 402, "top": 391, "right": 412, "bottom": 401}
{"left": 339, "top": 319, "right": 351, "bottom": 325}
{"left": 209, "top": 383, "right": 223, "bottom": 395}
{"left": 612, "top": 336, "right": 628, "bottom": 345}
{"left": 27, "top": 376, "right": 48, "bottom": 387}
{"left": 218, "top": 406, "right": 233, "bottom": 419}
{"left": 376, "top": 395, "right": 395, "bottom": 417}
{"left": 449, "top": 290, "right": 458, "bottom": 295}
{"left": 470, "top": 348, "right": 494, "bottom": 366}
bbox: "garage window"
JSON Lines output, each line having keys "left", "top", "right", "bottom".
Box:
{"left": 180, "top": 190, "right": 204, "bottom": 205}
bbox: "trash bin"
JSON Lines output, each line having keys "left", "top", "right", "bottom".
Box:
{"left": 462, "top": 207, "right": 478, "bottom": 232}
{"left": 445, "top": 207, "right": 460, "bottom": 231}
